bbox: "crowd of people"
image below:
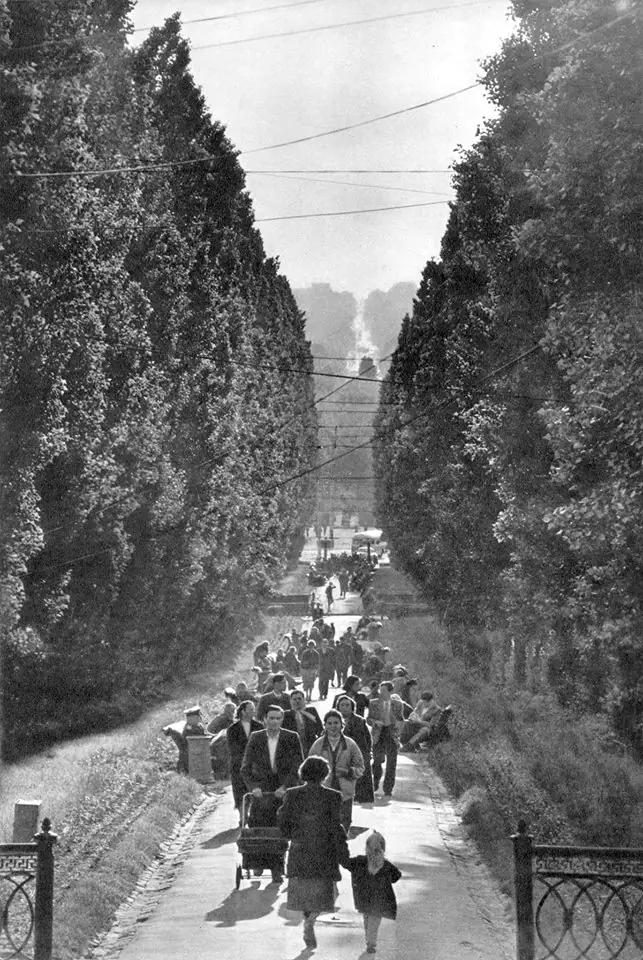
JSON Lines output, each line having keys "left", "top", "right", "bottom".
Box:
{"left": 162, "top": 615, "right": 450, "bottom": 952}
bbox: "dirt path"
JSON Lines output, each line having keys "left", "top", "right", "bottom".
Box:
{"left": 88, "top": 602, "right": 516, "bottom": 960}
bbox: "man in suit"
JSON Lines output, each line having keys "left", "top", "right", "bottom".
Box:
{"left": 282, "top": 689, "right": 323, "bottom": 756}
{"left": 241, "top": 705, "right": 304, "bottom": 883}
{"left": 366, "top": 681, "right": 407, "bottom": 797}
{"left": 226, "top": 700, "right": 263, "bottom": 822}
{"left": 256, "top": 673, "right": 292, "bottom": 720}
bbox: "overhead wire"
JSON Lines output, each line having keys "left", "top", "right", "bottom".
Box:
{"left": 259, "top": 343, "right": 543, "bottom": 494}
{"left": 249, "top": 171, "right": 452, "bottom": 197}
{"left": 8, "top": 7, "right": 637, "bottom": 175}
{"left": 36, "top": 341, "right": 544, "bottom": 567}
{"left": 257, "top": 200, "right": 449, "bottom": 221}
{"left": 190, "top": 1, "right": 498, "bottom": 50}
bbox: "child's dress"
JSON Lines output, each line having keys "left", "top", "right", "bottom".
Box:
{"left": 347, "top": 855, "right": 401, "bottom": 918}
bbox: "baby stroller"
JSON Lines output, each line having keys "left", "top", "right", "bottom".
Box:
{"left": 235, "top": 793, "right": 289, "bottom": 889}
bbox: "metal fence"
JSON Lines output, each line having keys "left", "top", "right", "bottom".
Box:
{"left": 0, "top": 820, "right": 56, "bottom": 960}
{"left": 513, "top": 819, "right": 643, "bottom": 960}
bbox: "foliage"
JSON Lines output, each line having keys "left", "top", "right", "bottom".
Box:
{"left": 0, "top": 4, "right": 317, "bottom": 759}
{"left": 373, "top": 0, "right": 643, "bottom": 747}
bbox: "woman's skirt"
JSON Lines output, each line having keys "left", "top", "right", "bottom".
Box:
{"left": 287, "top": 877, "right": 336, "bottom": 913}
{"left": 301, "top": 667, "right": 317, "bottom": 686}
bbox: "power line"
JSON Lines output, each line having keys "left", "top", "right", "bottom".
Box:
{"left": 134, "top": 0, "right": 345, "bottom": 33}
{"left": 9, "top": 87, "right": 478, "bottom": 178}
{"left": 191, "top": 1, "right": 496, "bottom": 50}
{"left": 8, "top": 8, "right": 636, "bottom": 177}
{"left": 243, "top": 85, "right": 480, "bottom": 155}
{"left": 246, "top": 169, "right": 452, "bottom": 174}
{"left": 256, "top": 199, "right": 449, "bottom": 221}
{"left": 250, "top": 171, "right": 452, "bottom": 197}
{"left": 260, "top": 343, "right": 543, "bottom": 494}
{"left": 9, "top": 0, "right": 346, "bottom": 50}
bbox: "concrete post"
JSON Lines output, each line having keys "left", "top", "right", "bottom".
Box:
{"left": 13, "top": 800, "right": 42, "bottom": 842}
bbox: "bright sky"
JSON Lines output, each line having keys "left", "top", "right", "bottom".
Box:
{"left": 129, "top": 0, "right": 515, "bottom": 299}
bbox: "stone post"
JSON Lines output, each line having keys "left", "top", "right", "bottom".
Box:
{"left": 13, "top": 800, "right": 41, "bottom": 842}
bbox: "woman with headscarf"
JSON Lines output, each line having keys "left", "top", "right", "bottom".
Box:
{"left": 277, "top": 756, "right": 349, "bottom": 949}
{"left": 335, "top": 694, "right": 374, "bottom": 803}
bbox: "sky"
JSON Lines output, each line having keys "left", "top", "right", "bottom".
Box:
{"left": 129, "top": 0, "right": 516, "bottom": 300}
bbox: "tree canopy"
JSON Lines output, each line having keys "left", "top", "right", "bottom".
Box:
{"left": 0, "top": 1, "right": 317, "bottom": 758}
{"left": 374, "top": 0, "right": 643, "bottom": 749}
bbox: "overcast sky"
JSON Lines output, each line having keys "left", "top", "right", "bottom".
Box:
{"left": 130, "top": 0, "right": 515, "bottom": 299}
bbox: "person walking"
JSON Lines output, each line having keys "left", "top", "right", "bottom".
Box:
{"left": 226, "top": 700, "right": 263, "bottom": 823}
{"left": 308, "top": 709, "right": 364, "bottom": 832}
{"left": 317, "top": 639, "right": 336, "bottom": 700}
{"left": 334, "top": 674, "right": 370, "bottom": 717}
{"left": 240, "top": 706, "right": 304, "bottom": 883}
{"left": 282, "top": 689, "right": 323, "bottom": 756}
{"left": 334, "top": 633, "right": 353, "bottom": 688}
{"left": 256, "top": 673, "right": 292, "bottom": 720}
{"left": 300, "top": 640, "right": 319, "bottom": 703}
{"left": 277, "top": 756, "right": 349, "bottom": 950}
{"left": 367, "top": 681, "right": 406, "bottom": 798}
{"left": 325, "top": 578, "right": 335, "bottom": 612}
{"left": 346, "top": 830, "right": 401, "bottom": 954}
{"left": 336, "top": 694, "right": 374, "bottom": 803}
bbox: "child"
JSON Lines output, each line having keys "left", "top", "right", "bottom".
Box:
{"left": 346, "top": 830, "right": 401, "bottom": 954}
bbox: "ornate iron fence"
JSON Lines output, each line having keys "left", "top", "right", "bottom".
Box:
{"left": 513, "top": 819, "right": 643, "bottom": 960}
{"left": 0, "top": 820, "right": 56, "bottom": 960}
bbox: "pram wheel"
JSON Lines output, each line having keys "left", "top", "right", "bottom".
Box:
{"left": 235, "top": 865, "right": 242, "bottom": 889}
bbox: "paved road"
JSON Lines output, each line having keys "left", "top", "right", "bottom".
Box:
{"left": 111, "top": 614, "right": 515, "bottom": 960}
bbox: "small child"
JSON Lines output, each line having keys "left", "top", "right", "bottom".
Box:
{"left": 346, "top": 830, "right": 401, "bottom": 954}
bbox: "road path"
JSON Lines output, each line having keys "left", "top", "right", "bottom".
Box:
{"left": 100, "top": 605, "right": 514, "bottom": 960}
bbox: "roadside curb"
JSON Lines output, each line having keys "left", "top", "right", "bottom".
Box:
{"left": 418, "top": 760, "right": 516, "bottom": 960}
{"left": 84, "top": 789, "right": 223, "bottom": 960}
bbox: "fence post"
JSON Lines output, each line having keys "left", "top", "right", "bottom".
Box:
{"left": 512, "top": 818, "right": 535, "bottom": 960}
{"left": 34, "top": 818, "right": 57, "bottom": 960}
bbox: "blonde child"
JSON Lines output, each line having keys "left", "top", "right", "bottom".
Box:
{"left": 346, "top": 830, "right": 401, "bottom": 954}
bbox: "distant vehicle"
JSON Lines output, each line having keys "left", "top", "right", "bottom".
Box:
{"left": 351, "top": 527, "right": 384, "bottom": 559}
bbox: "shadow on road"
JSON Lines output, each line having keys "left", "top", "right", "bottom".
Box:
{"left": 205, "top": 881, "right": 280, "bottom": 925}
{"left": 201, "top": 826, "right": 239, "bottom": 849}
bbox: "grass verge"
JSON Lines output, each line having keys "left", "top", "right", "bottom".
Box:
{"left": 0, "top": 612, "right": 298, "bottom": 960}
{"left": 377, "top": 615, "right": 643, "bottom": 899}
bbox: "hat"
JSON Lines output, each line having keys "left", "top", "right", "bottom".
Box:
{"left": 184, "top": 705, "right": 201, "bottom": 716}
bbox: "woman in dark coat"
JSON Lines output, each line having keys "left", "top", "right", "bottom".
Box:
{"left": 226, "top": 700, "right": 263, "bottom": 820}
{"left": 336, "top": 694, "right": 375, "bottom": 803}
{"left": 277, "top": 756, "right": 349, "bottom": 949}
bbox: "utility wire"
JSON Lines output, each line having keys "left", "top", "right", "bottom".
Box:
{"left": 243, "top": 85, "right": 480, "bottom": 155}
{"left": 260, "top": 343, "right": 543, "bottom": 494}
{"left": 134, "top": 0, "right": 346, "bottom": 33}
{"left": 250, "top": 171, "right": 452, "bottom": 197}
{"left": 9, "top": 8, "right": 636, "bottom": 176}
{"left": 37, "top": 341, "right": 542, "bottom": 568}
{"left": 191, "top": 1, "right": 497, "bottom": 50}
{"left": 246, "top": 169, "right": 452, "bottom": 174}
{"left": 256, "top": 199, "right": 449, "bottom": 221}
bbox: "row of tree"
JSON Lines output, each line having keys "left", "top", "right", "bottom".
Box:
{"left": 374, "top": 0, "right": 643, "bottom": 750}
{"left": 0, "top": 2, "right": 317, "bottom": 759}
